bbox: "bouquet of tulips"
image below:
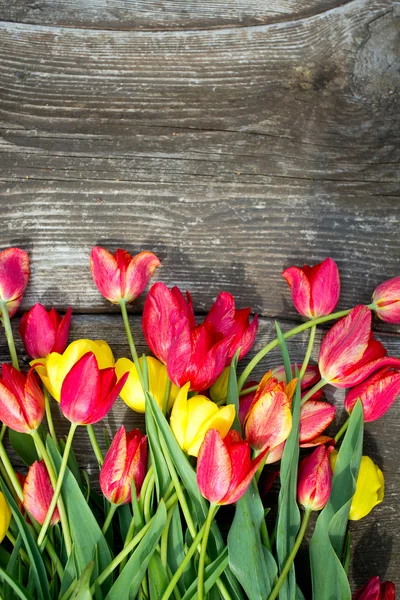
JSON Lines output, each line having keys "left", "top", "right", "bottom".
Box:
{"left": 0, "top": 246, "right": 398, "bottom": 600}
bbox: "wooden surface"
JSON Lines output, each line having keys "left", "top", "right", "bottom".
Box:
{"left": 0, "top": 0, "right": 399, "bottom": 594}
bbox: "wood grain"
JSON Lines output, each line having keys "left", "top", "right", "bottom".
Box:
{"left": 1, "top": 313, "right": 399, "bottom": 590}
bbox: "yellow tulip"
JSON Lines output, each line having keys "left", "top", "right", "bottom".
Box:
{"left": 115, "top": 356, "right": 179, "bottom": 413}
{"left": 330, "top": 451, "right": 384, "bottom": 521}
{"left": 170, "top": 383, "right": 236, "bottom": 457}
{"left": 32, "top": 339, "right": 115, "bottom": 402}
{"left": 0, "top": 492, "right": 11, "bottom": 543}
{"left": 209, "top": 367, "right": 230, "bottom": 403}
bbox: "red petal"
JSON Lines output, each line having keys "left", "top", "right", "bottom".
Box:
{"left": 197, "top": 429, "right": 232, "bottom": 504}
{"left": 282, "top": 266, "right": 312, "bottom": 318}
{"left": 352, "top": 576, "right": 382, "bottom": 600}
{"left": 60, "top": 352, "right": 100, "bottom": 424}
{"left": 222, "top": 445, "right": 269, "bottom": 505}
{"left": 299, "top": 400, "right": 336, "bottom": 443}
{"left": 23, "top": 461, "right": 60, "bottom": 525}
{"left": 19, "top": 304, "right": 56, "bottom": 359}
{"left": 308, "top": 258, "right": 340, "bottom": 317}
{"left": 245, "top": 390, "right": 292, "bottom": 452}
{"left": 124, "top": 251, "right": 160, "bottom": 303}
{"left": 53, "top": 307, "right": 72, "bottom": 354}
{"left": 0, "top": 248, "right": 30, "bottom": 316}
{"left": 85, "top": 369, "right": 128, "bottom": 425}
{"left": 90, "top": 246, "right": 122, "bottom": 303}
{"left": 345, "top": 367, "right": 400, "bottom": 421}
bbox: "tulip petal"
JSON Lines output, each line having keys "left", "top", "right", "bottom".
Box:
{"left": 297, "top": 445, "right": 332, "bottom": 511}
{"left": 52, "top": 307, "right": 72, "bottom": 354}
{"left": 373, "top": 276, "right": 400, "bottom": 324}
{"left": 222, "top": 445, "right": 269, "bottom": 505}
{"left": 0, "top": 380, "right": 31, "bottom": 433}
{"left": 300, "top": 435, "right": 334, "bottom": 448}
{"left": 0, "top": 248, "right": 30, "bottom": 316}
{"left": 124, "top": 251, "right": 160, "bottom": 303}
{"left": 345, "top": 367, "right": 400, "bottom": 422}
{"left": 19, "top": 304, "right": 56, "bottom": 359}
{"left": 187, "top": 404, "right": 235, "bottom": 457}
{"left": 86, "top": 370, "right": 128, "bottom": 425}
{"left": 0, "top": 492, "right": 11, "bottom": 543}
{"left": 245, "top": 390, "right": 292, "bottom": 452}
{"left": 90, "top": 246, "right": 122, "bottom": 303}
{"left": 282, "top": 266, "right": 312, "bottom": 317}
{"left": 349, "top": 456, "right": 384, "bottom": 521}
{"left": 23, "top": 461, "right": 60, "bottom": 525}
{"left": 307, "top": 258, "right": 340, "bottom": 317}
{"left": 197, "top": 429, "right": 232, "bottom": 503}
{"left": 299, "top": 400, "right": 336, "bottom": 443}
{"left": 60, "top": 352, "right": 100, "bottom": 423}
{"left": 170, "top": 383, "right": 190, "bottom": 450}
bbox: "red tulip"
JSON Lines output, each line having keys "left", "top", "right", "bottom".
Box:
{"left": 143, "top": 283, "right": 235, "bottom": 391}
{"left": 297, "top": 445, "right": 332, "bottom": 511}
{"left": 197, "top": 429, "right": 268, "bottom": 505}
{"left": 318, "top": 305, "right": 400, "bottom": 388}
{"left": 60, "top": 352, "right": 128, "bottom": 425}
{"left": 0, "top": 248, "right": 30, "bottom": 317}
{"left": 345, "top": 367, "right": 400, "bottom": 422}
{"left": 204, "top": 291, "right": 258, "bottom": 363}
{"left": 0, "top": 365, "right": 44, "bottom": 433}
{"left": 100, "top": 426, "right": 147, "bottom": 505}
{"left": 282, "top": 258, "right": 340, "bottom": 318}
{"left": 353, "top": 576, "right": 395, "bottom": 600}
{"left": 19, "top": 304, "right": 72, "bottom": 359}
{"left": 23, "top": 461, "right": 60, "bottom": 526}
{"left": 372, "top": 276, "right": 400, "bottom": 324}
{"left": 90, "top": 246, "right": 160, "bottom": 304}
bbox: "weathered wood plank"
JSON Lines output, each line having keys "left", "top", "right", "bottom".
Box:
{"left": 1, "top": 313, "right": 399, "bottom": 589}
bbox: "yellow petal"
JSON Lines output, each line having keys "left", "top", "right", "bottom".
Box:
{"left": 170, "top": 383, "right": 190, "bottom": 449}
{"left": 115, "top": 357, "right": 145, "bottom": 412}
{"left": 187, "top": 404, "right": 236, "bottom": 457}
{"left": 184, "top": 396, "right": 219, "bottom": 451}
{"left": 349, "top": 456, "right": 384, "bottom": 521}
{"left": 147, "top": 358, "right": 179, "bottom": 411}
{"left": 210, "top": 367, "right": 230, "bottom": 403}
{"left": 0, "top": 492, "right": 11, "bottom": 543}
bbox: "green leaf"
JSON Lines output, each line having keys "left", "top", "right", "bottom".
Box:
{"left": 276, "top": 361, "right": 301, "bottom": 600}
{"left": 5, "top": 532, "right": 23, "bottom": 600}
{"left": 105, "top": 502, "right": 167, "bottom": 600}
{"left": 72, "top": 561, "right": 94, "bottom": 600}
{"left": 342, "top": 531, "right": 351, "bottom": 576}
{"left": 8, "top": 430, "right": 38, "bottom": 467}
{"left": 46, "top": 438, "right": 112, "bottom": 589}
{"left": 226, "top": 350, "right": 241, "bottom": 432}
{"left": 181, "top": 548, "right": 229, "bottom": 600}
{"left": 0, "top": 568, "right": 34, "bottom": 600}
{"left": 0, "top": 481, "right": 50, "bottom": 600}
{"left": 167, "top": 504, "right": 187, "bottom": 595}
{"left": 275, "top": 322, "right": 292, "bottom": 382}
{"left": 228, "top": 484, "right": 277, "bottom": 599}
{"left": 148, "top": 552, "right": 169, "bottom": 599}
{"left": 310, "top": 401, "right": 364, "bottom": 600}
{"left": 60, "top": 546, "right": 79, "bottom": 597}
{"left": 117, "top": 504, "right": 132, "bottom": 542}
{"left": 146, "top": 407, "right": 171, "bottom": 501}
{"left": 59, "top": 439, "right": 83, "bottom": 487}
{"left": 296, "top": 585, "right": 306, "bottom": 600}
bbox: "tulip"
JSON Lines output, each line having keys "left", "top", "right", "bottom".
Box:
{"left": 170, "top": 383, "right": 235, "bottom": 457}
{"left": 297, "top": 445, "right": 332, "bottom": 511}
{"left": 372, "top": 276, "right": 400, "bottom": 324}
{"left": 23, "top": 461, "right": 60, "bottom": 526}
{"left": 197, "top": 429, "right": 268, "bottom": 505}
{"left": 0, "top": 364, "right": 44, "bottom": 433}
{"left": 0, "top": 492, "right": 11, "bottom": 543}
{"left": 272, "top": 364, "right": 320, "bottom": 391}
{"left": 60, "top": 352, "right": 128, "bottom": 425}
{"left": 0, "top": 248, "right": 30, "bottom": 318}
{"left": 90, "top": 246, "right": 160, "bottom": 304}
{"left": 143, "top": 283, "right": 234, "bottom": 391}
{"left": 282, "top": 257, "right": 340, "bottom": 318}
{"left": 100, "top": 426, "right": 147, "bottom": 504}
{"left": 353, "top": 576, "right": 395, "bottom": 600}
{"left": 244, "top": 371, "right": 295, "bottom": 452}
{"left": 19, "top": 304, "right": 72, "bottom": 359}
{"left": 318, "top": 305, "right": 400, "bottom": 388}
{"left": 33, "top": 339, "right": 114, "bottom": 401}
{"left": 345, "top": 367, "right": 400, "bottom": 422}
{"left": 115, "top": 356, "right": 178, "bottom": 413}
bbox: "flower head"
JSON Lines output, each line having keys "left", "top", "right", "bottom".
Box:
{"left": 20, "top": 304, "right": 72, "bottom": 359}
{"left": 297, "top": 445, "right": 333, "bottom": 511}
{"left": 353, "top": 576, "right": 395, "bottom": 600}
{"left": 0, "top": 248, "right": 30, "bottom": 317}
{"left": 23, "top": 461, "right": 60, "bottom": 526}
{"left": 0, "top": 365, "right": 44, "bottom": 433}
{"left": 345, "top": 367, "right": 400, "bottom": 422}
{"left": 372, "top": 276, "right": 400, "bottom": 324}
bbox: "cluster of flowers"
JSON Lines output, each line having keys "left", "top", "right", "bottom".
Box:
{"left": 0, "top": 246, "right": 399, "bottom": 600}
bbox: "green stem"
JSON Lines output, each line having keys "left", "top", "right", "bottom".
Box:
{"left": 239, "top": 384, "right": 259, "bottom": 397}
{"left": 238, "top": 309, "right": 353, "bottom": 391}
{"left": 37, "top": 422, "right": 77, "bottom": 549}
{"left": 0, "top": 442, "right": 23, "bottom": 502}
{"left": 0, "top": 301, "right": 19, "bottom": 370}
{"left": 0, "top": 423, "right": 6, "bottom": 444}
{"left": 102, "top": 503, "right": 118, "bottom": 535}
{"left": 163, "top": 377, "right": 172, "bottom": 416}
{"left": 31, "top": 430, "right": 72, "bottom": 557}
{"left": 267, "top": 508, "right": 312, "bottom": 600}
{"left": 334, "top": 417, "right": 350, "bottom": 443}
{"left": 44, "top": 388, "right": 59, "bottom": 451}
{"left": 198, "top": 504, "right": 219, "bottom": 600}
{"left": 299, "top": 325, "right": 316, "bottom": 380}
{"left": 300, "top": 379, "right": 327, "bottom": 406}
{"left": 86, "top": 425, "right": 104, "bottom": 466}
{"left": 143, "top": 474, "right": 155, "bottom": 523}
{"left": 139, "top": 466, "right": 154, "bottom": 514}
{"left": 119, "top": 299, "right": 145, "bottom": 390}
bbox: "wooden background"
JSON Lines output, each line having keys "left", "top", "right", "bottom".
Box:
{"left": 0, "top": 0, "right": 399, "bottom": 594}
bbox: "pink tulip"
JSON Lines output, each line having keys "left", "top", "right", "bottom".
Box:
{"left": 100, "top": 426, "right": 147, "bottom": 504}
{"left": 197, "top": 429, "right": 268, "bottom": 505}
{"left": 297, "top": 445, "right": 332, "bottom": 511}
{"left": 319, "top": 305, "right": 400, "bottom": 388}
{"left": 0, "top": 365, "right": 44, "bottom": 433}
{"left": 345, "top": 367, "right": 400, "bottom": 422}
{"left": 60, "top": 352, "right": 128, "bottom": 425}
{"left": 372, "top": 276, "right": 400, "bottom": 324}
{"left": 0, "top": 248, "right": 30, "bottom": 317}
{"left": 282, "top": 258, "right": 340, "bottom": 318}
{"left": 19, "top": 304, "right": 72, "bottom": 359}
{"left": 353, "top": 576, "right": 395, "bottom": 600}
{"left": 90, "top": 246, "right": 160, "bottom": 304}
{"left": 23, "top": 461, "right": 60, "bottom": 526}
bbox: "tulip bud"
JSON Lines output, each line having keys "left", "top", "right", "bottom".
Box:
{"left": 197, "top": 429, "right": 268, "bottom": 505}
{"left": 345, "top": 367, "right": 400, "bottom": 422}
{"left": 33, "top": 339, "right": 115, "bottom": 402}
{"left": 0, "top": 492, "right": 11, "bottom": 543}
{"left": 20, "top": 304, "right": 72, "bottom": 359}
{"left": 0, "top": 365, "right": 45, "bottom": 433}
{"left": 23, "top": 461, "right": 60, "bottom": 526}
{"left": 100, "top": 426, "right": 147, "bottom": 505}
{"left": 170, "top": 383, "right": 235, "bottom": 457}
{"left": 353, "top": 576, "right": 395, "bottom": 600}
{"left": 318, "top": 305, "right": 400, "bottom": 388}
{"left": 282, "top": 258, "right": 340, "bottom": 318}
{"left": 115, "top": 356, "right": 178, "bottom": 413}
{"left": 60, "top": 352, "right": 128, "bottom": 425}
{"left": 0, "top": 248, "right": 30, "bottom": 318}
{"left": 298, "top": 445, "right": 332, "bottom": 511}
{"left": 372, "top": 276, "right": 400, "bottom": 324}
{"left": 209, "top": 367, "right": 230, "bottom": 403}
{"left": 90, "top": 246, "right": 160, "bottom": 304}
